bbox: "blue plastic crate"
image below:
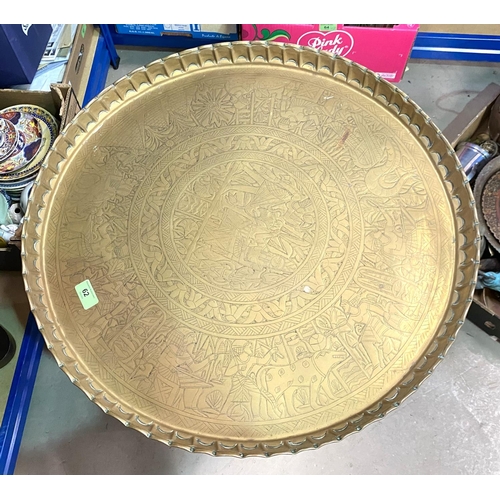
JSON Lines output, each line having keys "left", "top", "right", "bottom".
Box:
{"left": 115, "top": 24, "right": 238, "bottom": 41}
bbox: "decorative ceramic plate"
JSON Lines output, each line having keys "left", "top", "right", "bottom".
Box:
{"left": 0, "top": 127, "right": 26, "bottom": 165}
{"left": 0, "top": 104, "right": 59, "bottom": 149}
{"left": 0, "top": 117, "right": 19, "bottom": 161}
{"left": 0, "top": 112, "right": 41, "bottom": 173}
{"left": 0, "top": 114, "right": 52, "bottom": 182}
{"left": 0, "top": 172, "right": 38, "bottom": 192}
{"left": 5, "top": 186, "right": 28, "bottom": 193}
{"left": 22, "top": 43, "right": 479, "bottom": 457}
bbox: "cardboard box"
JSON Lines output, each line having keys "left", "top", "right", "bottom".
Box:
{"left": 240, "top": 24, "right": 419, "bottom": 83}
{"left": 443, "top": 82, "right": 500, "bottom": 339}
{"left": 0, "top": 84, "right": 81, "bottom": 271}
{"left": 0, "top": 24, "right": 53, "bottom": 87}
{"left": 62, "top": 24, "right": 99, "bottom": 106}
{"left": 6, "top": 25, "right": 97, "bottom": 107}
{"left": 443, "top": 83, "right": 500, "bottom": 149}
{"left": 115, "top": 24, "right": 238, "bottom": 41}
{"left": 0, "top": 84, "right": 80, "bottom": 130}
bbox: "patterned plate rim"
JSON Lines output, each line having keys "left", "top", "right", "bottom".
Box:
{"left": 0, "top": 112, "right": 43, "bottom": 174}
{"left": 0, "top": 105, "right": 58, "bottom": 181}
{"left": 0, "top": 117, "right": 19, "bottom": 161}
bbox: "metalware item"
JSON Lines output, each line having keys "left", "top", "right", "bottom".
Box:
{"left": 474, "top": 156, "right": 500, "bottom": 254}
{"left": 22, "top": 43, "right": 479, "bottom": 457}
{"left": 472, "top": 133, "right": 491, "bottom": 145}
{"left": 479, "top": 236, "right": 486, "bottom": 258}
{"left": 480, "top": 140, "right": 498, "bottom": 156}
{"left": 456, "top": 141, "right": 496, "bottom": 181}
{"left": 482, "top": 171, "right": 500, "bottom": 243}
{"left": 488, "top": 95, "right": 500, "bottom": 142}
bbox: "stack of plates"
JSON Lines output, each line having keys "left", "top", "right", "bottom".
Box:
{"left": 0, "top": 105, "right": 59, "bottom": 201}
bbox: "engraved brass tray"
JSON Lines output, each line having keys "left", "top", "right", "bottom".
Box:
{"left": 22, "top": 43, "right": 479, "bottom": 457}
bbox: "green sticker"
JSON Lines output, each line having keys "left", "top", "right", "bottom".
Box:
{"left": 75, "top": 279, "right": 98, "bottom": 310}
{"left": 81, "top": 24, "right": 86, "bottom": 38}
{"left": 319, "top": 24, "right": 337, "bottom": 31}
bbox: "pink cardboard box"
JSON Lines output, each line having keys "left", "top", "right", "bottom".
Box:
{"left": 240, "top": 24, "right": 419, "bottom": 83}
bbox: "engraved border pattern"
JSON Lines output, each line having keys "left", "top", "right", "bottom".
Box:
{"left": 21, "top": 42, "right": 480, "bottom": 458}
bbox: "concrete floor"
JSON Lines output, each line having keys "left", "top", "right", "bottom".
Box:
{"left": 9, "top": 48, "right": 500, "bottom": 474}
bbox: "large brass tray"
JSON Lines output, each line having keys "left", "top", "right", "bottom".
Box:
{"left": 22, "top": 43, "right": 479, "bottom": 457}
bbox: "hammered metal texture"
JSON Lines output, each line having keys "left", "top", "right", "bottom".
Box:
{"left": 22, "top": 42, "right": 479, "bottom": 457}
{"left": 482, "top": 172, "right": 500, "bottom": 246}
{"left": 474, "top": 157, "right": 500, "bottom": 255}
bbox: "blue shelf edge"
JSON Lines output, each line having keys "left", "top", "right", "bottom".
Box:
{"left": 411, "top": 32, "right": 500, "bottom": 62}
{"left": 0, "top": 314, "right": 44, "bottom": 475}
